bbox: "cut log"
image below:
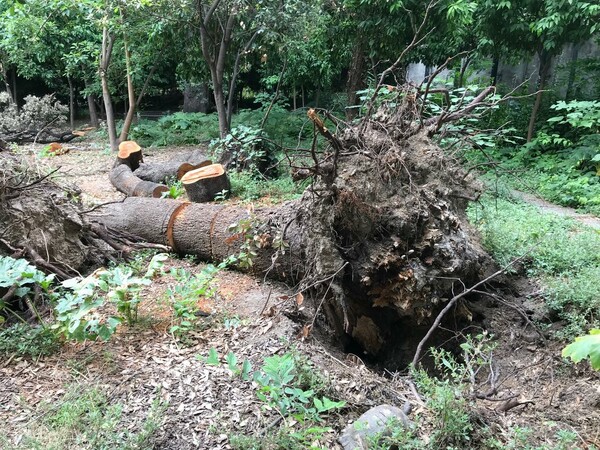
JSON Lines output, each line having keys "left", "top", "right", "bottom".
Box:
{"left": 134, "top": 149, "right": 211, "bottom": 183}
{"left": 181, "top": 164, "right": 231, "bottom": 203}
{"left": 93, "top": 197, "right": 302, "bottom": 279}
{"left": 109, "top": 164, "right": 169, "bottom": 198}
{"left": 116, "top": 140, "right": 143, "bottom": 171}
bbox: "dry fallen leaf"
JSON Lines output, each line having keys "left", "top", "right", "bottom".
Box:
{"left": 295, "top": 292, "right": 304, "bottom": 306}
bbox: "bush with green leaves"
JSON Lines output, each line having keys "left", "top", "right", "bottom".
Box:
{"left": 202, "top": 349, "right": 344, "bottom": 448}
{"left": 471, "top": 100, "right": 600, "bottom": 214}
{"left": 129, "top": 111, "right": 220, "bottom": 147}
{"left": 0, "top": 255, "right": 54, "bottom": 323}
{"left": 53, "top": 253, "right": 168, "bottom": 341}
{"left": 209, "top": 125, "right": 277, "bottom": 175}
{"left": 0, "top": 323, "right": 59, "bottom": 357}
{"left": 563, "top": 329, "right": 600, "bottom": 370}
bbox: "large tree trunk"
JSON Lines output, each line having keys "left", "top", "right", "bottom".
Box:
{"left": 95, "top": 120, "right": 489, "bottom": 367}
{"left": 134, "top": 149, "right": 211, "bottom": 183}
{"left": 119, "top": 33, "right": 136, "bottom": 143}
{"left": 565, "top": 43, "right": 580, "bottom": 101}
{"left": 490, "top": 55, "right": 500, "bottom": 86}
{"left": 527, "top": 50, "right": 552, "bottom": 142}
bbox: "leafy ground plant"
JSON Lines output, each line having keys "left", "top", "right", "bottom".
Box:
{"left": 201, "top": 349, "right": 344, "bottom": 449}
{"left": 54, "top": 253, "right": 168, "bottom": 341}
{"left": 166, "top": 264, "right": 221, "bottom": 337}
{"left": 562, "top": 329, "right": 600, "bottom": 370}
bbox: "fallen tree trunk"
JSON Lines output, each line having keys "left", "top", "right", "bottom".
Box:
{"left": 181, "top": 164, "right": 231, "bottom": 202}
{"left": 1, "top": 129, "right": 81, "bottom": 144}
{"left": 109, "top": 164, "right": 169, "bottom": 198}
{"left": 133, "top": 149, "right": 211, "bottom": 183}
{"left": 93, "top": 197, "right": 303, "bottom": 279}
{"left": 95, "top": 120, "right": 490, "bottom": 367}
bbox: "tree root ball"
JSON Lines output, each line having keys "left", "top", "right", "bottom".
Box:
{"left": 96, "top": 126, "right": 491, "bottom": 367}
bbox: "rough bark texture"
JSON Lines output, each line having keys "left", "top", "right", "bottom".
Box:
{"left": 181, "top": 164, "right": 231, "bottom": 202}
{"left": 109, "top": 164, "right": 169, "bottom": 198}
{"left": 93, "top": 198, "right": 303, "bottom": 281}
{"left": 133, "top": 150, "right": 211, "bottom": 184}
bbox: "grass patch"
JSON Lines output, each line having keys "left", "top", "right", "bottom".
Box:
{"left": 1, "top": 385, "right": 167, "bottom": 449}
{"left": 0, "top": 324, "right": 60, "bottom": 358}
{"left": 229, "top": 171, "right": 306, "bottom": 203}
{"left": 468, "top": 195, "right": 600, "bottom": 337}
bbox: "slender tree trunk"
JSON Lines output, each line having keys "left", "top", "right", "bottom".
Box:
{"left": 10, "top": 67, "right": 17, "bottom": 112}
{"left": 490, "top": 55, "right": 500, "bottom": 86}
{"left": 119, "top": 34, "right": 136, "bottom": 143}
{"left": 457, "top": 55, "right": 472, "bottom": 88}
{"left": 100, "top": 26, "right": 118, "bottom": 152}
{"left": 527, "top": 50, "right": 552, "bottom": 142}
{"left": 67, "top": 76, "right": 75, "bottom": 129}
{"left": 346, "top": 39, "right": 365, "bottom": 119}
{"left": 213, "top": 80, "right": 229, "bottom": 138}
{"left": 315, "top": 85, "right": 320, "bottom": 108}
{"left": 565, "top": 43, "right": 580, "bottom": 101}
{"left": 293, "top": 84, "right": 297, "bottom": 110}
{"left": 85, "top": 80, "right": 99, "bottom": 127}
{"left": 301, "top": 85, "right": 305, "bottom": 108}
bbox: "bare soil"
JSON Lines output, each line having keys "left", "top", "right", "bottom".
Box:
{"left": 1, "top": 139, "right": 599, "bottom": 449}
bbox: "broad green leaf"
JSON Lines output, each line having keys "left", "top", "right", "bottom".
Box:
{"left": 562, "top": 329, "right": 600, "bottom": 370}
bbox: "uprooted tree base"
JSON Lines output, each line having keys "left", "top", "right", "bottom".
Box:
{"left": 94, "top": 117, "right": 492, "bottom": 368}
{"left": 0, "top": 152, "right": 164, "bottom": 285}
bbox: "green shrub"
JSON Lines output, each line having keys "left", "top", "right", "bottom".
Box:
{"left": 229, "top": 171, "right": 304, "bottom": 202}
{"left": 129, "top": 112, "right": 220, "bottom": 147}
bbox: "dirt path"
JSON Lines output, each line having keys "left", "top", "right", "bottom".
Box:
{"left": 513, "top": 190, "right": 600, "bottom": 230}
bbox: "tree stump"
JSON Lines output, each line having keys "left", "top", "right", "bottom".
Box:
{"left": 181, "top": 163, "right": 231, "bottom": 203}
{"left": 116, "top": 140, "right": 143, "bottom": 171}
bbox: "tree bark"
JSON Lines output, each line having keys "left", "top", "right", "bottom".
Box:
{"left": 115, "top": 141, "right": 143, "bottom": 171}
{"left": 134, "top": 149, "right": 211, "bottom": 183}
{"left": 67, "top": 76, "right": 75, "bottom": 129}
{"left": 109, "top": 164, "right": 168, "bottom": 198}
{"left": 346, "top": 39, "right": 365, "bottom": 119}
{"left": 527, "top": 50, "right": 552, "bottom": 142}
{"left": 100, "top": 26, "right": 118, "bottom": 152}
{"left": 119, "top": 31, "right": 136, "bottom": 143}
{"left": 86, "top": 83, "right": 99, "bottom": 128}
{"left": 565, "top": 43, "right": 580, "bottom": 101}
{"left": 11, "top": 67, "right": 17, "bottom": 112}
{"left": 490, "top": 55, "right": 500, "bottom": 86}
